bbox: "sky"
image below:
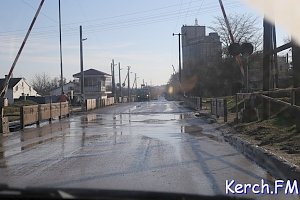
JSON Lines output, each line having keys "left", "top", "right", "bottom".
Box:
{"left": 0, "top": 0, "right": 289, "bottom": 86}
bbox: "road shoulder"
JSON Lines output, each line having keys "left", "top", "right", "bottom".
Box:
{"left": 197, "top": 112, "right": 300, "bottom": 182}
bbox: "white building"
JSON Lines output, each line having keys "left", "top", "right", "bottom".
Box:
{"left": 0, "top": 78, "right": 38, "bottom": 104}
{"left": 50, "top": 82, "right": 75, "bottom": 97}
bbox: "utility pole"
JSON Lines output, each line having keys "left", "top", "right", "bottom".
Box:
{"left": 0, "top": 0, "right": 44, "bottom": 134}
{"left": 135, "top": 73, "right": 137, "bottom": 90}
{"left": 127, "top": 66, "right": 131, "bottom": 102}
{"left": 0, "top": 0, "right": 45, "bottom": 97}
{"left": 173, "top": 33, "right": 184, "bottom": 83}
{"left": 118, "top": 62, "right": 122, "bottom": 102}
{"left": 111, "top": 59, "right": 117, "bottom": 103}
{"left": 292, "top": 40, "right": 300, "bottom": 131}
{"left": 58, "top": 0, "right": 64, "bottom": 94}
{"left": 80, "top": 25, "right": 87, "bottom": 109}
{"left": 273, "top": 25, "right": 279, "bottom": 88}
{"left": 262, "top": 18, "right": 273, "bottom": 119}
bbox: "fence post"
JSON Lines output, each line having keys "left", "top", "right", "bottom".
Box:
{"left": 235, "top": 94, "right": 238, "bottom": 123}
{"left": 215, "top": 99, "right": 218, "bottom": 118}
{"left": 49, "top": 101, "right": 52, "bottom": 123}
{"left": 210, "top": 99, "right": 213, "bottom": 114}
{"left": 291, "top": 89, "right": 295, "bottom": 106}
{"left": 20, "top": 106, "right": 25, "bottom": 129}
{"left": 200, "top": 97, "right": 202, "bottom": 110}
{"left": 0, "top": 98, "right": 9, "bottom": 134}
{"left": 59, "top": 102, "right": 62, "bottom": 120}
{"left": 224, "top": 99, "right": 228, "bottom": 122}
{"left": 36, "top": 105, "right": 40, "bottom": 126}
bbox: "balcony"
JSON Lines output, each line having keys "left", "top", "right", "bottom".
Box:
{"left": 84, "top": 86, "right": 106, "bottom": 93}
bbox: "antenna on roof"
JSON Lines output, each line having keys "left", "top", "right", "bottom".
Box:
{"left": 195, "top": 18, "right": 199, "bottom": 26}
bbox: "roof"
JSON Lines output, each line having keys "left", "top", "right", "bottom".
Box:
{"left": 0, "top": 78, "right": 22, "bottom": 89}
{"left": 73, "top": 68, "right": 111, "bottom": 78}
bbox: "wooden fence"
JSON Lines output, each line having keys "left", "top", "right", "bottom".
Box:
{"left": 85, "top": 97, "right": 115, "bottom": 111}
{"left": 20, "top": 102, "right": 69, "bottom": 129}
{"left": 235, "top": 87, "right": 300, "bottom": 124}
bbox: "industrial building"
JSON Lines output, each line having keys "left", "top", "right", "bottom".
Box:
{"left": 181, "top": 20, "right": 222, "bottom": 77}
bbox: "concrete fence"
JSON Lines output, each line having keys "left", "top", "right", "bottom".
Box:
{"left": 86, "top": 99, "right": 97, "bottom": 111}
{"left": 97, "top": 99, "right": 106, "bottom": 108}
{"left": 211, "top": 98, "right": 227, "bottom": 122}
{"left": 85, "top": 97, "right": 115, "bottom": 111}
{"left": 20, "top": 102, "right": 69, "bottom": 129}
{"left": 105, "top": 97, "right": 114, "bottom": 106}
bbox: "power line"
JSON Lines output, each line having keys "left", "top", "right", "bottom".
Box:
{"left": 0, "top": 2, "right": 241, "bottom": 43}
{"left": 195, "top": 0, "right": 205, "bottom": 19}
{"left": 183, "top": 0, "right": 193, "bottom": 24}
{"left": 21, "top": 0, "right": 57, "bottom": 24}
{"left": 0, "top": 1, "right": 241, "bottom": 37}
{"left": 0, "top": 0, "right": 207, "bottom": 35}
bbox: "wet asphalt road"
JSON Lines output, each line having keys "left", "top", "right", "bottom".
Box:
{"left": 0, "top": 99, "right": 297, "bottom": 199}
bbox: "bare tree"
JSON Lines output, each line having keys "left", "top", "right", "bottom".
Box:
{"left": 30, "top": 73, "right": 67, "bottom": 96}
{"left": 209, "top": 14, "right": 263, "bottom": 54}
{"left": 30, "top": 73, "right": 52, "bottom": 96}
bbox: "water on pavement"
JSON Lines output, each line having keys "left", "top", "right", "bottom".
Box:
{"left": 0, "top": 100, "right": 297, "bottom": 199}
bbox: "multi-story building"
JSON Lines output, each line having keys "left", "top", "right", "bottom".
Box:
{"left": 73, "top": 68, "right": 112, "bottom": 99}
{"left": 181, "top": 20, "right": 222, "bottom": 77}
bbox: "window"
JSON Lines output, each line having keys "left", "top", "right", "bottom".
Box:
{"left": 15, "top": 85, "right": 18, "bottom": 91}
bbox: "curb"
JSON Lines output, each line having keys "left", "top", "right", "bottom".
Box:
{"left": 196, "top": 112, "right": 300, "bottom": 181}
{"left": 220, "top": 125, "right": 300, "bottom": 181}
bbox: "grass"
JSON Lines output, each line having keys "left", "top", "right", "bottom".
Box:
{"left": 202, "top": 96, "right": 236, "bottom": 112}
{"left": 231, "top": 112, "right": 300, "bottom": 165}
{"left": 206, "top": 94, "right": 300, "bottom": 166}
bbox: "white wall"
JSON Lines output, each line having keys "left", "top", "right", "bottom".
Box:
{"left": 12, "top": 79, "right": 38, "bottom": 100}
{"left": 50, "top": 82, "right": 75, "bottom": 96}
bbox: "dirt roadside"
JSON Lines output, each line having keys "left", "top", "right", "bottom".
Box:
{"left": 212, "top": 112, "right": 300, "bottom": 167}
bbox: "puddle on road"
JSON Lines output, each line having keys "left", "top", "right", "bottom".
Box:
{"left": 183, "top": 125, "right": 224, "bottom": 143}
{"left": 0, "top": 121, "right": 70, "bottom": 162}
{"left": 0, "top": 111, "right": 223, "bottom": 168}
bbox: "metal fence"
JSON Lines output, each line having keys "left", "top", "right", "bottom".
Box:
{"left": 211, "top": 98, "right": 228, "bottom": 122}
{"left": 182, "top": 96, "right": 202, "bottom": 111}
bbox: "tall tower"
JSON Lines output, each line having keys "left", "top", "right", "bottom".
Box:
{"left": 181, "top": 22, "right": 222, "bottom": 76}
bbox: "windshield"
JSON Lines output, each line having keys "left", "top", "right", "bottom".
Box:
{"left": 0, "top": 1, "right": 299, "bottom": 200}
